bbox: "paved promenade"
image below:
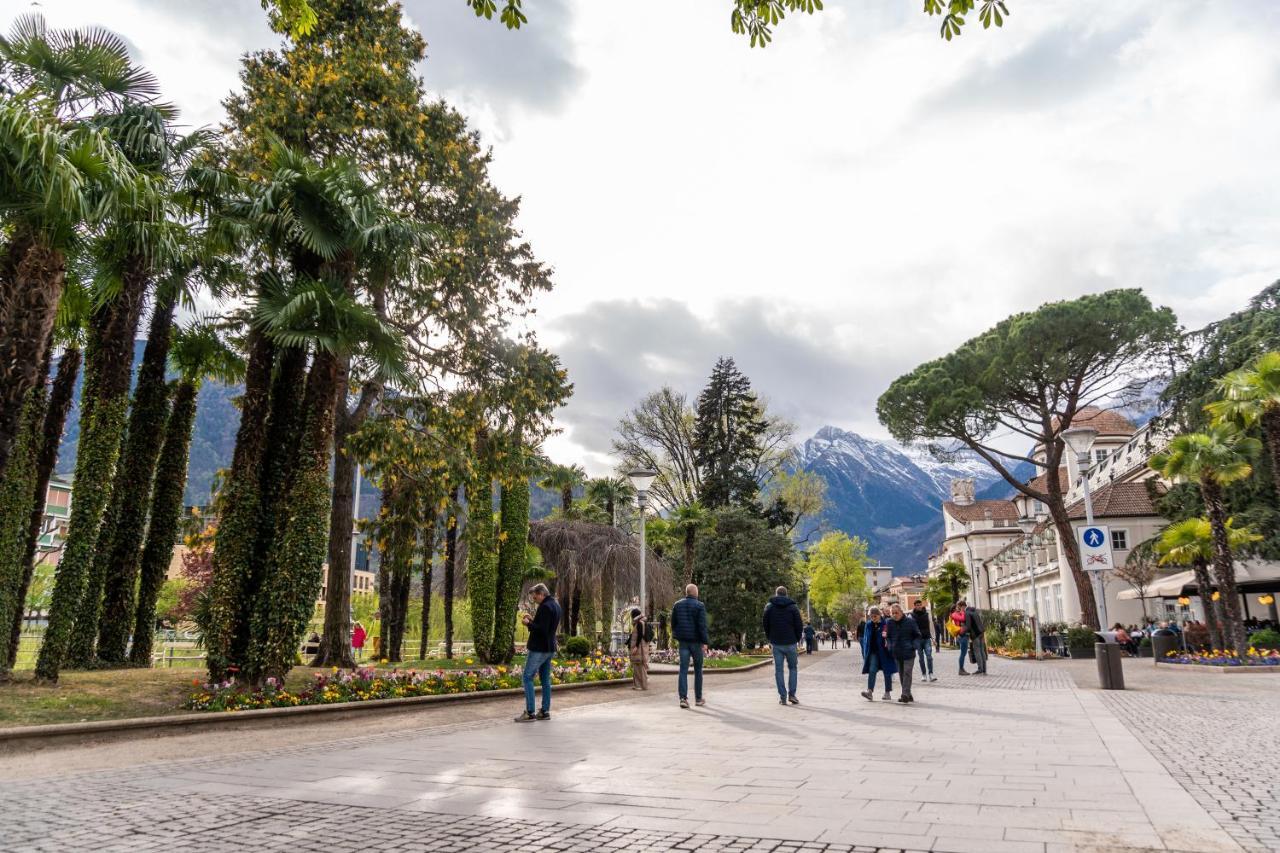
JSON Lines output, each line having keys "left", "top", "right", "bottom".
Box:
{"left": 0, "top": 651, "right": 1266, "bottom": 852}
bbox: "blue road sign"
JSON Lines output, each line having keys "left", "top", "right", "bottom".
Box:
{"left": 1083, "top": 527, "right": 1106, "bottom": 548}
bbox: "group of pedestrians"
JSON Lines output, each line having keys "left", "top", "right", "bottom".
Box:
{"left": 514, "top": 580, "right": 989, "bottom": 723}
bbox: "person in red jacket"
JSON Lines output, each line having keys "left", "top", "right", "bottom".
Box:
{"left": 351, "top": 622, "right": 367, "bottom": 662}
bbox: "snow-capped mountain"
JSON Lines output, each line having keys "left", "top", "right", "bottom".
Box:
{"left": 793, "top": 426, "right": 1029, "bottom": 574}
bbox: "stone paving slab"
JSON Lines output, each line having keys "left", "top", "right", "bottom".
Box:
{"left": 0, "top": 651, "right": 1253, "bottom": 852}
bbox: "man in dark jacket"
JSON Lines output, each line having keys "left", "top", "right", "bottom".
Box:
{"left": 889, "top": 604, "right": 922, "bottom": 703}
{"left": 965, "top": 603, "right": 988, "bottom": 675}
{"left": 670, "top": 583, "right": 709, "bottom": 709}
{"left": 515, "top": 583, "right": 561, "bottom": 722}
{"left": 802, "top": 622, "right": 816, "bottom": 654}
{"left": 910, "top": 601, "right": 936, "bottom": 682}
{"left": 763, "top": 586, "right": 804, "bottom": 705}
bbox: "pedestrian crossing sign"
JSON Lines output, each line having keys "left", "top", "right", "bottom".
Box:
{"left": 1079, "top": 525, "right": 1112, "bottom": 572}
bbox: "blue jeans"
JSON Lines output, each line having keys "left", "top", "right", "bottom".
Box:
{"left": 866, "top": 653, "right": 892, "bottom": 692}
{"left": 958, "top": 634, "right": 970, "bottom": 672}
{"left": 916, "top": 637, "right": 934, "bottom": 676}
{"left": 678, "top": 641, "right": 704, "bottom": 700}
{"left": 523, "top": 650, "right": 553, "bottom": 714}
{"left": 772, "top": 643, "right": 799, "bottom": 698}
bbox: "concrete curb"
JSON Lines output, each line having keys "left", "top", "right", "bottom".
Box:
{"left": 0, "top": 678, "right": 633, "bottom": 749}
{"left": 648, "top": 658, "right": 773, "bottom": 675}
{"left": 1153, "top": 662, "right": 1280, "bottom": 674}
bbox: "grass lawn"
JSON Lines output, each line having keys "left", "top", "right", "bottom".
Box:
{"left": 705, "top": 655, "right": 767, "bottom": 669}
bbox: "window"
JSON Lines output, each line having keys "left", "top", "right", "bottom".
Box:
{"left": 46, "top": 488, "right": 70, "bottom": 508}
{"left": 1094, "top": 449, "right": 1109, "bottom": 465}
{"left": 1111, "top": 529, "right": 1128, "bottom": 550}
{"left": 1053, "top": 585, "right": 1063, "bottom": 620}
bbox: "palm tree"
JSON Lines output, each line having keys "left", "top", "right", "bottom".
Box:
{"left": 0, "top": 15, "right": 146, "bottom": 483}
{"left": 669, "top": 502, "right": 711, "bottom": 586}
{"left": 128, "top": 322, "right": 243, "bottom": 666}
{"left": 1150, "top": 425, "right": 1263, "bottom": 654}
{"left": 585, "top": 476, "right": 634, "bottom": 527}
{"left": 539, "top": 463, "right": 586, "bottom": 516}
{"left": 1155, "top": 517, "right": 1261, "bottom": 651}
{"left": 1207, "top": 351, "right": 1280, "bottom": 500}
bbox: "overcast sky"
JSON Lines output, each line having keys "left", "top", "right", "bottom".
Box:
{"left": 18, "top": 0, "right": 1280, "bottom": 473}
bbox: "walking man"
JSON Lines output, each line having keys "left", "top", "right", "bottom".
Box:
{"left": 910, "top": 600, "right": 935, "bottom": 682}
{"left": 763, "top": 586, "right": 803, "bottom": 705}
{"left": 802, "top": 621, "right": 817, "bottom": 654}
{"left": 951, "top": 601, "right": 971, "bottom": 675}
{"left": 889, "top": 604, "right": 922, "bottom": 703}
{"left": 515, "top": 583, "right": 561, "bottom": 722}
{"left": 671, "top": 583, "right": 709, "bottom": 709}
{"left": 860, "top": 607, "right": 897, "bottom": 701}
{"left": 965, "top": 600, "right": 988, "bottom": 675}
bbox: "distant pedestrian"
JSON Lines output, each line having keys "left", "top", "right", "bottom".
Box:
{"left": 515, "top": 583, "right": 561, "bottom": 723}
{"left": 841, "top": 626, "right": 850, "bottom": 648}
{"left": 803, "top": 622, "right": 817, "bottom": 654}
{"left": 763, "top": 586, "right": 804, "bottom": 706}
{"left": 951, "top": 602, "right": 970, "bottom": 675}
{"left": 351, "top": 622, "right": 367, "bottom": 662}
{"left": 889, "top": 604, "right": 921, "bottom": 703}
{"left": 628, "top": 608, "right": 651, "bottom": 690}
{"left": 671, "top": 583, "right": 709, "bottom": 709}
{"left": 830, "top": 628, "right": 841, "bottom": 650}
{"left": 965, "top": 602, "right": 988, "bottom": 675}
{"left": 860, "top": 607, "right": 897, "bottom": 701}
{"left": 910, "top": 601, "right": 935, "bottom": 682}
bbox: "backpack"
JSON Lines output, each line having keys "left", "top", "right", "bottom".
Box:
{"left": 644, "top": 621, "right": 655, "bottom": 643}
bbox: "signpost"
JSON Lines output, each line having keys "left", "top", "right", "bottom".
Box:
{"left": 1079, "top": 525, "right": 1113, "bottom": 572}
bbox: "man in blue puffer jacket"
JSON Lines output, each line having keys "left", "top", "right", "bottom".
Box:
{"left": 763, "top": 586, "right": 804, "bottom": 706}
{"left": 670, "top": 584, "right": 709, "bottom": 709}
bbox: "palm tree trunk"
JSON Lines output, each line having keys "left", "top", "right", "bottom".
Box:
{"left": 0, "top": 231, "right": 64, "bottom": 484}
{"left": 204, "top": 329, "right": 276, "bottom": 682}
{"left": 0, "top": 383, "right": 47, "bottom": 678}
{"left": 493, "top": 478, "right": 530, "bottom": 664}
{"left": 561, "top": 486, "right": 572, "bottom": 515}
{"left": 444, "top": 485, "right": 459, "bottom": 659}
{"left": 97, "top": 295, "right": 177, "bottom": 663}
{"left": 7, "top": 345, "right": 79, "bottom": 670}
{"left": 1200, "top": 477, "right": 1247, "bottom": 654}
{"left": 684, "top": 529, "right": 695, "bottom": 585}
{"left": 129, "top": 380, "right": 198, "bottom": 666}
{"left": 251, "top": 348, "right": 342, "bottom": 683}
{"left": 1263, "top": 405, "right": 1280, "bottom": 504}
{"left": 1191, "top": 558, "right": 1225, "bottom": 651}
{"left": 38, "top": 268, "right": 146, "bottom": 679}
{"left": 467, "top": 463, "right": 497, "bottom": 663}
{"left": 418, "top": 522, "right": 435, "bottom": 660}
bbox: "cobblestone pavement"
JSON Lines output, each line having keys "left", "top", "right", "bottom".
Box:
{"left": 0, "top": 652, "right": 1252, "bottom": 853}
{"left": 1100, "top": 684, "right": 1280, "bottom": 852}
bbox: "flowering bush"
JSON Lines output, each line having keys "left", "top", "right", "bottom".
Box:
{"left": 649, "top": 648, "right": 733, "bottom": 665}
{"left": 185, "top": 656, "right": 631, "bottom": 712}
{"left": 1161, "top": 647, "right": 1280, "bottom": 667}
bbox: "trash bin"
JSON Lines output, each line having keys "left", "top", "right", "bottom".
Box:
{"left": 1095, "top": 642, "right": 1125, "bottom": 690}
{"left": 1151, "top": 632, "right": 1179, "bottom": 663}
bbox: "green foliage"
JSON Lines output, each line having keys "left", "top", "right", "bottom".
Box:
{"left": 466, "top": 473, "right": 498, "bottom": 662}
{"left": 802, "top": 532, "right": 870, "bottom": 618}
{"left": 985, "top": 626, "right": 1007, "bottom": 648}
{"left": 923, "top": 560, "right": 969, "bottom": 614}
{"left": 1066, "top": 626, "right": 1097, "bottom": 649}
{"left": 492, "top": 479, "right": 531, "bottom": 663}
{"left": 1248, "top": 628, "right": 1280, "bottom": 651}
{"left": 694, "top": 357, "right": 768, "bottom": 512}
{"left": 695, "top": 507, "right": 794, "bottom": 648}
{"left": 0, "top": 386, "right": 45, "bottom": 674}
{"left": 1005, "top": 628, "right": 1035, "bottom": 654}
{"left": 562, "top": 635, "right": 592, "bottom": 658}
{"left": 154, "top": 579, "right": 188, "bottom": 624}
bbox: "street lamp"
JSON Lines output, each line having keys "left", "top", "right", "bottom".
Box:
{"left": 627, "top": 468, "right": 658, "bottom": 613}
{"left": 1017, "top": 513, "right": 1043, "bottom": 659}
{"left": 1060, "top": 424, "right": 1107, "bottom": 628}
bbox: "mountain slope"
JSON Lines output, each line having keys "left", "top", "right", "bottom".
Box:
{"left": 793, "top": 426, "right": 1033, "bottom": 573}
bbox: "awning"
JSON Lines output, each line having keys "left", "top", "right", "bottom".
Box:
{"left": 1117, "top": 560, "right": 1280, "bottom": 600}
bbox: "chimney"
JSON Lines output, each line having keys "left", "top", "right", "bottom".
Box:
{"left": 950, "top": 478, "right": 975, "bottom": 506}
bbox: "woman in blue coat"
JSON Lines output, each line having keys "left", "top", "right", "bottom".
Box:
{"left": 860, "top": 606, "right": 897, "bottom": 701}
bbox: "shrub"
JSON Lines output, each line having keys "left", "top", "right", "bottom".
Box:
{"left": 1066, "top": 626, "right": 1098, "bottom": 649}
{"left": 985, "top": 626, "right": 1007, "bottom": 648}
{"left": 563, "top": 635, "right": 592, "bottom": 658}
{"left": 1183, "top": 622, "right": 1209, "bottom": 650}
{"left": 1006, "top": 629, "right": 1035, "bottom": 654}
{"left": 1248, "top": 628, "right": 1280, "bottom": 651}
{"left": 1139, "top": 636, "right": 1152, "bottom": 648}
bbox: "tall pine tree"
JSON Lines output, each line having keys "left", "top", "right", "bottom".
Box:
{"left": 693, "top": 357, "right": 768, "bottom": 511}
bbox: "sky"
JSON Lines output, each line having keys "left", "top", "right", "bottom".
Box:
{"left": 15, "top": 0, "right": 1280, "bottom": 474}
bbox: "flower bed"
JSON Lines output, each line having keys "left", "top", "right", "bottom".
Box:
{"left": 1159, "top": 648, "right": 1280, "bottom": 668}
{"left": 649, "top": 648, "right": 733, "bottom": 665}
{"left": 185, "top": 657, "right": 631, "bottom": 712}
{"left": 990, "top": 647, "right": 1057, "bottom": 660}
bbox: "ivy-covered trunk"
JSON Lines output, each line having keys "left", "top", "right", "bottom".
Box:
{"left": 0, "top": 231, "right": 64, "bottom": 483}
{"left": 1263, "top": 405, "right": 1280, "bottom": 504}
{"left": 1190, "top": 558, "right": 1225, "bottom": 651}
{"left": 684, "top": 529, "right": 696, "bottom": 586}
{"left": 249, "top": 349, "right": 341, "bottom": 683}
{"left": 376, "top": 477, "right": 416, "bottom": 664}
{"left": 467, "top": 465, "right": 497, "bottom": 663}
{"left": 418, "top": 524, "right": 435, "bottom": 660}
{"left": 97, "top": 296, "right": 177, "bottom": 663}
{"left": 63, "top": 265, "right": 149, "bottom": 667}
{"left": 204, "top": 329, "right": 275, "bottom": 682}
{"left": 1201, "top": 477, "right": 1246, "bottom": 654}
{"left": 0, "top": 385, "right": 46, "bottom": 678}
{"left": 492, "top": 478, "right": 530, "bottom": 664}
{"left": 443, "top": 485, "right": 459, "bottom": 659}
{"left": 7, "top": 345, "right": 79, "bottom": 670}
{"left": 129, "top": 380, "right": 198, "bottom": 666}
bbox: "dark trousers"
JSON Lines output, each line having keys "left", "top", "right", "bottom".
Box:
{"left": 677, "top": 641, "right": 704, "bottom": 700}
{"left": 897, "top": 656, "right": 916, "bottom": 698}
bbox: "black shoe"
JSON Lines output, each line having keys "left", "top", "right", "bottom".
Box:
{"left": 514, "top": 711, "right": 537, "bottom": 723}
{"left": 897, "top": 695, "right": 909, "bottom": 704}
{"left": 958, "top": 670, "right": 970, "bottom": 676}
{"left": 905, "top": 694, "right": 915, "bottom": 703}
{"left": 779, "top": 696, "right": 787, "bottom": 705}
{"left": 536, "top": 710, "right": 551, "bottom": 720}
{"left": 680, "top": 698, "right": 689, "bottom": 709}
{"left": 788, "top": 694, "right": 799, "bottom": 705}
{"left": 860, "top": 690, "right": 873, "bottom": 701}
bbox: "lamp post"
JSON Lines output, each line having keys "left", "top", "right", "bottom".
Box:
{"left": 1061, "top": 425, "right": 1107, "bottom": 629}
{"left": 1017, "top": 513, "right": 1043, "bottom": 659}
{"left": 628, "top": 468, "right": 658, "bottom": 613}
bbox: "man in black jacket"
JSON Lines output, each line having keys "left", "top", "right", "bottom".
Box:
{"left": 670, "top": 584, "right": 709, "bottom": 709}
{"left": 910, "top": 601, "right": 936, "bottom": 682}
{"left": 965, "top": 602, "right": 988, "bottom": 675}
{"left": 763, "top": 586, "right": 804, "bottom": 705}
{"left": 515, "top": 583, "right": 561, "bottom": 722}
